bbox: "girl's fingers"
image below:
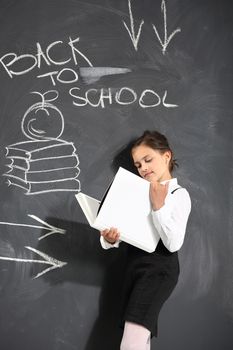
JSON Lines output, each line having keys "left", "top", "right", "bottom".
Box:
{"left": 108, "top": 227, "right": 119, "bottom": 239}
{"left": 100, "top": 227, "right": 120, "bottom": 244}
{"left": 101, "top": 227, "right": 120, "bottom": 239}
{"left": 100, "top": 229, "right": 109, "bottom": 236}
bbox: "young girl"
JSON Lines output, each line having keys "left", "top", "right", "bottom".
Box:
{"left": 100, "top": 130, "right": 191, "bottom": 350}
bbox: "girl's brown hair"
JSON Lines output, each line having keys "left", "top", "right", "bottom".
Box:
{"left": 131, "top": 130, "right": 178, "bottom": 173}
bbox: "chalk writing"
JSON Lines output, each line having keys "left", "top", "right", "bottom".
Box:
{"left": 0, "top": 246, "right": 67, "bottom": 279}
{"left": 0, "top": 3, "right": 181, "bottom": 107}
{"left": 123, "top": 0, "right": 144, "bottom": 51}
{"left": 0, "top": 36, "right": 93, "bottom": 79}
{"left": 0, "top": 0, "right": 181, "bottom": 144}
{"left": 152, "top": 0, "right": 181, "bottom": 55}
{"left": 69, "top": 87, "right": 178, "bottom": 109}
{"left": 3, "top": 91, "right": 81, "bottom": 195}
{"left": 0, "top": 214, "right": 66, "bottom": 240}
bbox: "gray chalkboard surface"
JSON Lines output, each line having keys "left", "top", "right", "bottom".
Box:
{"left": 0, "top": 0, "right": 232, "bottom": 349}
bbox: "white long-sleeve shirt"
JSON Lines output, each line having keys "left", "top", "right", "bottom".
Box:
{"left": 100, "top": 178, "right": 191, "bottom": 253}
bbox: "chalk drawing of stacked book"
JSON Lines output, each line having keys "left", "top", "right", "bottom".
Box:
{"left": 4, "top": 91, "right": 81, "bottom": 195}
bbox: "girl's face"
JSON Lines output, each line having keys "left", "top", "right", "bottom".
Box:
{"left": 132, "top": 144, "right": 172, "bottom": 182}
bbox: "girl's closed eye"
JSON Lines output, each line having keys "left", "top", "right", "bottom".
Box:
{"left": 134, "top": 162, "right": 141, "bottom": 169}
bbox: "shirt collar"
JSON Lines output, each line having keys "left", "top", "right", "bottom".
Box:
{"left": 160, "top": 178, "right": 178, "bottom": 191}
{"left": 160, "top": 178, "right": 177, "bottom": 185}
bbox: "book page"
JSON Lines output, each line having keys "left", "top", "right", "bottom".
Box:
{"left": 76, "top": 193, "right": 101, "bottom": 227}
{"left": 94, "top": 167, "right": 160, "bottom": 252}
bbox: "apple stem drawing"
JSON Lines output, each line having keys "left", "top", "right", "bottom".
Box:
{"left": 0, "top": 214, "right": 66, "bottom": 240}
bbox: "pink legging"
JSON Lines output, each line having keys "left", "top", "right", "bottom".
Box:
{"left": 120, "top": 321, "right": 151, "bottom": 350}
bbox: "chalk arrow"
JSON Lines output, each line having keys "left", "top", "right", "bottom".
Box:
{"left": 0, "top": 246, "right": 67, "bottom": 279}
{"left": 0, "top": 214, "right": 66, "bottom": 240}
{"left": 152, "top": 0, "right": 181, "bottom": 55}
{"left": 123, "top": 0, "right": 144, "bottom": 51}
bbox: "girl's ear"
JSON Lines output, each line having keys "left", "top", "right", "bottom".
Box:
{"left": 164, "top": 150, "right": 171, "bottom": 163}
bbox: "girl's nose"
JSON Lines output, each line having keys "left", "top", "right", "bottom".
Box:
{"left": 141, "top": 163, "right": 148, "bottom": 172}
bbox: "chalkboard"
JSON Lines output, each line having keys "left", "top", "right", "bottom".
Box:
{"left": 0, "top": 1, "right": 232, "bottom": 349}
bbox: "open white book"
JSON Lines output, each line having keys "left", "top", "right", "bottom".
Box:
{"left": 75, "top": 167, "right": 160, "bottom": 253}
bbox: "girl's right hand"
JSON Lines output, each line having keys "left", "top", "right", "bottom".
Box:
{"left": 100, "top": 227, "right": 120, "bottom": 244}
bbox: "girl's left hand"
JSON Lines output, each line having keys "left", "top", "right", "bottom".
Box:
{"left": 150, "top": 181, "right": 169, "bottom": 211}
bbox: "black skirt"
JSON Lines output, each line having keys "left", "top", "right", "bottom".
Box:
{"left": 120, "top": 239, "right": 180, "bottom": 337}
